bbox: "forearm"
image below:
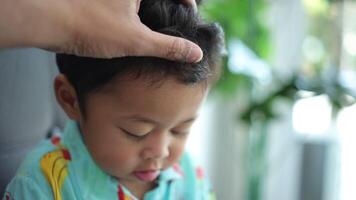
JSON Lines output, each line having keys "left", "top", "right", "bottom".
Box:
{"left": 0, "top": 0, "right": 69, "bottom": 49}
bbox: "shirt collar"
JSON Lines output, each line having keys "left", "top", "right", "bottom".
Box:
{"left": 61, "top": 120, "right": 119, "bottom": 198}
{"left": 159, "top": 163, "right": 184, "bottom": 181}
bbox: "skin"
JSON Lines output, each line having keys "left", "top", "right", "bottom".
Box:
{"left": 54, "top": 74, "right": 208, "bottom": 198}
{"left": 0, "top": 0, "right": 202, "bottom": 62}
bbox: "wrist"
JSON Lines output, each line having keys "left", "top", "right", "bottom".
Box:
{"left": 0, "top": 0, "right": 71, "bottom": 50}
{"left": 0, "top": 0, "right": 27, "bottom": 47}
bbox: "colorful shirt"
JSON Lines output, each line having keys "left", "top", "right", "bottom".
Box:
{"left": 3, "top": 121, "right": 215, "bottom": 200}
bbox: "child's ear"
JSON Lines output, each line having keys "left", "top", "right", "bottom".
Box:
{"left": 54, "top": 74, "right": 82, "bottom": 120}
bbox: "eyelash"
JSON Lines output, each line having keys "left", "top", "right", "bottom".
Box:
{"left": 120, "top": 128, "right": 189, "bottom": 141}
{"left": 171, "top": 130, "right": 189, "bottom": 137}
{"left": 120, "top": 129, "right": 147, "bottom": 140}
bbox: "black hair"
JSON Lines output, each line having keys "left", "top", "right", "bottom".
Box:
{"left": 56, "top": 0, "right": 224, "bottom": 113}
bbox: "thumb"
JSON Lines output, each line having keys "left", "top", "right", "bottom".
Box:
{"left": 136, "top": 28, "right": 203, "bottom": 63}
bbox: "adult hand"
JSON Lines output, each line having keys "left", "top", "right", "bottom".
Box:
{"left": 0, "top": 0, "right": 202, "bottom": 62}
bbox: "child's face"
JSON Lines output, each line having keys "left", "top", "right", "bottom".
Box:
{"left": 59, "top": 75, "right": 208, "bottom": 187}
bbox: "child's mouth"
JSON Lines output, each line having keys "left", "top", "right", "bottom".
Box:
{"left": 134, "top": 170, "right": 160, "bottom": 181}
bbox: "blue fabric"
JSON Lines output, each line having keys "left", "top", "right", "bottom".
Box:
{"left": 3, "top": 121, "right": 215, "bottom": 200}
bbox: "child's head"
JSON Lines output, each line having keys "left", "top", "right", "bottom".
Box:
{"left": 54, "top": 0, "right": 223, "bottom": 191}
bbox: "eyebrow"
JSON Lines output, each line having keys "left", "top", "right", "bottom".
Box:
{"left": 124, "top": 115, "right": 197, "bottom": 125}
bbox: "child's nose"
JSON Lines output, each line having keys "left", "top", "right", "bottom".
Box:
{"left": 141, "top": 131, "right": 170, "bottom": 160}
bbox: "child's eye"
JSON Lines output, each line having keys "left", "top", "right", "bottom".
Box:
{"left": 120, "top": 128, "right": 147, "bottom": 140}
{"left": 171, "top": 130, "right": 189, "bottom": 137}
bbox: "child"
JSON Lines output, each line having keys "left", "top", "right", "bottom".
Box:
{"left": 3, "top": 0, "right": 223, "bottom": 199}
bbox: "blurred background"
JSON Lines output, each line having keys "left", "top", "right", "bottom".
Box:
{"left": 0, "top": 0, "right": 355, "bottom": 199}
{"left": 186, "top": 0, "right": 356, "bottom": 199}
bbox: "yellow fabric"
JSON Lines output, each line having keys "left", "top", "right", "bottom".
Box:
{"left": 40, "top": 149, "right": 69, "bottom": 200}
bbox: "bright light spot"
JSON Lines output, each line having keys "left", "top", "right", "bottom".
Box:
{"left": 302, "top": 36, "right": 325, "bottom": 64}
{"left": 339, "top": 70, "right": 356, "bottom": 93}
{"left": 302, "top": 0, "right": 328, "bottom": 15}
{"left": 343, "top": 32, "right": 356, "bottom": 56}
{"left": 292, "top": 95, "right": 332, "bottom": 135}
{"left": 337, "top": 104, "right": 356, "bottom": 200}
{"left": 337, "top": 104, "right": 356, "bottom": 137}
{"left": 297, "top": 90, "right": 317, "bottom": 98}
{"left": 228, "top": 40, "right": 272, "bottom": 84}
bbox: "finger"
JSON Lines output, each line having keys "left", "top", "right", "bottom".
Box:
{"left": 181, "top": 0, "right": 196, "bottom": 7}
{"left": 136, "top": 0, "right": 142, "bottom": 13}
{"left": 180, "top": 0, "right": 197, "bottom": 12}
{"left": 136, "top": 29, "right": 203, "bottom": 63}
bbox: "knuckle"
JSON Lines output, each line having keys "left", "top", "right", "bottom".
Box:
{"left": 165, "top": 38, "right": 188, "bottom": 61}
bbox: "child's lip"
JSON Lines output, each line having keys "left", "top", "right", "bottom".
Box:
{"left": 133, "top": 170, "right": 160, "bottom": 182}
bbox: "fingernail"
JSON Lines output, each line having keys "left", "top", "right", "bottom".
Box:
{"left": 186, "top": 45, "right": 203, "bottom": 63}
